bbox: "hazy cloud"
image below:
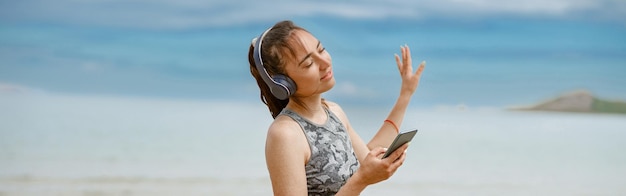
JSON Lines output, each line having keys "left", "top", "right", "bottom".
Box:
{"left": 1, "top": 0, "right": 624, "bottom": 29}
{"left": 329, "top": 82, "right": 378, "bottom": 99}
{"left": 0, "top": 83, "right": 44, "bottom": 94}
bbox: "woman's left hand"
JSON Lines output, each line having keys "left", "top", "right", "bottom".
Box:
{"left": 394, "top": 45, "right": 425, "bottom": 97}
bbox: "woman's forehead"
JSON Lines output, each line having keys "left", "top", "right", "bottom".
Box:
{"left": 285, "top": 30, "right": 318, "bottom": 62}
{"left": 289, "top": 30, "right": 318, "bottom": 52}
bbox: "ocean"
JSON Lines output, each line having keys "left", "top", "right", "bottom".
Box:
{"left": 2, "top": 17, "right": 625, "bottom": 106}
{"left": 1, "top": 92, "right": 625, "bottom": 195}
{"left": 2, "top": 7, "right": 626, "bottom": 195}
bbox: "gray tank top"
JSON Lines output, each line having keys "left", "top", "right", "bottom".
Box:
{"left": 280, "top": 108, "right": 360, "bottom": 196}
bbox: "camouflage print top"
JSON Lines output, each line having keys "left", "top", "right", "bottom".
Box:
{"left": 279, "top": 108, "right": 360, "bottom": 196}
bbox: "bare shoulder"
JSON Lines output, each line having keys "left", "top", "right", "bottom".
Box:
{"left": 324, "top": 100, "right": 347, "bottom": 117}
{"left": 325, "top": 100, "right": 348, "bottom": 121}
{"left": 265, "top": 116, "right": 311, "bottom": 168}
{"left": 267, "top": 115, "right": 304, "bottom": 142}
{"left": 324, "top": 100, "right": 353, "bottom": 129}
{"left": 265, "top": 115, "right": 310, "bottom": 194}
{"left": 265, "top": 115, "right": 310, "bottom": 163}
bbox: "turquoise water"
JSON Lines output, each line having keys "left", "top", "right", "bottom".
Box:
{"left": 1, "top": 17, "right": 625, "bottom": 106}
{"left": 1, "top": 92, "right": 625, "bottom": 195}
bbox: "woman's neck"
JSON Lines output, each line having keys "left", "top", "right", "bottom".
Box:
{"left": 286, "top": 95, "right": 326, "bottom": 123}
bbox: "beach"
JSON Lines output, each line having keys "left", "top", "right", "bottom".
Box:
{"left": 2, "top": 0, "right": 626, "bottom": 195}
{"left": 2, "top": 92, "right": 625, "bottom": 195}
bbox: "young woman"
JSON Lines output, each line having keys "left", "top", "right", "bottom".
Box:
{"left": 248, "top": 20, "right": 425, "bottom": 195}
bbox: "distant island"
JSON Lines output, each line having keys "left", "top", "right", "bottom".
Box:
{"left": 510, "top": 90, "right": 626, "bottom": 114}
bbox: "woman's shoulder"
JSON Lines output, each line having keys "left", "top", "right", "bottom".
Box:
{"left": 324, "top": 100, "right": 353, "bottom": 128}
{"left": 266, "top": 114, "right": 304, "bottom": 142}
{"left": 324, "top": 100, "right": 347, "bottom": 116}
{"left": 266, "top": 114, "right": 310, "bottom": 161}
{"left": 323, "top": 99, "right": 340, "bottom": 110}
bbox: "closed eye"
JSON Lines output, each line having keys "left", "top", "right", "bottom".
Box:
{"left": 319, "top": 47, "right": 326, "bottom": 53}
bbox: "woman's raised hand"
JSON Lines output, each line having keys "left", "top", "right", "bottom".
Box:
{"left": 394, "top": 45, "right": 425, "bottom": 97}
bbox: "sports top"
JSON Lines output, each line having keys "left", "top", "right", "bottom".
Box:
{"left": 279, "top": 107, "right": 360, "bottom": 196}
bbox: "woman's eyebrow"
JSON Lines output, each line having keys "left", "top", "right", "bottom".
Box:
{"left": 297, "top": 41, "right": 321, "bottom": 66}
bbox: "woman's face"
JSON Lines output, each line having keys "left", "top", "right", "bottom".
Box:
{"left": 283, "top": 30, "right": 335, "bottom": 97}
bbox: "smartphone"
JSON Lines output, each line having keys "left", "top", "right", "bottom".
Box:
{"left": 382, "top": 129, "right": 418, "bottom": 159}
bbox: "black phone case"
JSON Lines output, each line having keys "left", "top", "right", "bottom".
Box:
{"left": 382, "top": 129, "right": 418, "bottom": 159}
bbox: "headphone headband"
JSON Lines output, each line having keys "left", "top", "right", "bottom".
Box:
{"left": 252, "top": 27, "right": 296, "bottom": 100}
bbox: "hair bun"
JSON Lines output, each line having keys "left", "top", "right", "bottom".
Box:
{"left": 251, "top": 37, "right": 258, "bottom": 47}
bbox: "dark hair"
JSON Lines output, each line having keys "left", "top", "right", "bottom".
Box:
{"left": 248, "top": 20, "right": 306, "bottom": 118}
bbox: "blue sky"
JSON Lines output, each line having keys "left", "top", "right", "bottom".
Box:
{"left": 2, "top": 0, "right": 625, "bottom": 29}
{"left": 1, "top": 0, "right": 625, "bottom": 106}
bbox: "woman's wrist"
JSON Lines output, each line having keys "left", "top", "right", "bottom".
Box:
{"left": 350, "top": 171, "right": 369, "bottom": 188}
{"left": 397, "top": 91, "right": 413, "bottom": 107}
{"left": 336, "top": 172, "right": 367, "bottom": 196}
{"left": 399, "top": 89, "right": 414, "bottom": 99}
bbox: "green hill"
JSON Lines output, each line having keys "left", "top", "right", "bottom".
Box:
{"left": 592, "top": 98, "right": 626, "bottom": 114}
{"left": 511, "top": 90, "right": 626, "bottom": 114}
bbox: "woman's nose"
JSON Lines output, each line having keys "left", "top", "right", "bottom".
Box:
{"left": 318, "top": 54, "right": 331, "bottom": 70}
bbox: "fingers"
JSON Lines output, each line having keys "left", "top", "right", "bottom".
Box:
{"left": 384, "top": 143, "right": 408, "bottom": 175}
{"left": 416, "top": 61, "right": 425, "bottom": 75}
{"left": 395, "top": 45, "right": 414, "bottom": 75}
{"left": 394, "top": 54, "right": 402, "bottom": 73}
{"left": 404, "top": 45, "right": 412, "bottom": 72}
{"left": 385, "top": 143, "right": 409, "bottom": 162}
{"left": 359, "top": 146, "right": 408, "bottom": 183}
{"left": 391, "top": 150, "right": 406, "bottom": 168}
{"left": 370, "top": 147, "right": 388, "bottom": 158}
{"left": 401, "top": 45, "right": 410, "bottom": 74}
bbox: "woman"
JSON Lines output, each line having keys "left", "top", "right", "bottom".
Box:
{"left": 248, "top": 20, "right": 425, "bottom": 195}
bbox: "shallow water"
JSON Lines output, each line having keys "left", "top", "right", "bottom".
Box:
{"left": 1, "top": 93, "right": 625, "bottom": 195}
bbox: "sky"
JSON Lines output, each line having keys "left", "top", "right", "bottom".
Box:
{"left": 2, "top": 0, "right": 625, "bottom": 29}
{"left": 1, "top": 0, "right": 625, "bottom": 107}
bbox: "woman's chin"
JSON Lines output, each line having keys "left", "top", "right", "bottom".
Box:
{"left": 323, "top": 79, "right": 336, "bottom": 93}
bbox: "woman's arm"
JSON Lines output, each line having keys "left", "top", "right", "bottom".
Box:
{"left": 326, "top": 102, "right": 411, "bottom": 195}
{"left": 368, "top": 45, "right": 425, "bottom": 149}
{"left": 267, "top": 111, "right": 408, "bottom": 196}
{"left": 330, "top": 45, "right": 424, "bottom": 160}
{"left": 265, "top": 117, "right": 310, "bottom": 195}
{"left": 322, "top": 45, "right": 424, "bottom": 195}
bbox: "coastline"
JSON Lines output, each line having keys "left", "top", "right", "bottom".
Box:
{"left": 509, "top": 89, "right": 626, "bottom": 115}
{"left": 2, "top": 90, "right": 626, "bottom": 195}
{"left": 0, "top": 176, "right": 271, "bottom": 196}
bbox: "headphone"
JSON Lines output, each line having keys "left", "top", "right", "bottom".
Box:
{"left": 252, "top": 27, "right": 297, "bottom": 100}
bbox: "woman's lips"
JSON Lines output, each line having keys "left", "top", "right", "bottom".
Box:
{"left": 321, "top": 71, "right": 333, "bottom": 80}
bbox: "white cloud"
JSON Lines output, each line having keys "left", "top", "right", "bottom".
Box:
{"left": 329, "top": 81, "right": 378, "bottom": 99}
{"left": 0, "top": 83, "right": 45, "bottom": 94}
{"left": 415, "top": 0, "right": 598, "bottom": 15}
{"left": 81, "top": 62, "right": 106, "bottom": 73}
{"left": 0, "top": 83, "right": 23, "bottom": 93}
{"left": 0, "top": 0, "right": 624, "bottom": 29}
{"left": 335, "top": 82, "right": 359, "bottom": 96}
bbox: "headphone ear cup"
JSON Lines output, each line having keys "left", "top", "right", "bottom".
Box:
{"left": 270, "top": 74, "right": 297, "bottom": 100}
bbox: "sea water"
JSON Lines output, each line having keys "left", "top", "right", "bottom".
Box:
{"left": 1, "top": 92, "right": 625, "bottom": 195}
